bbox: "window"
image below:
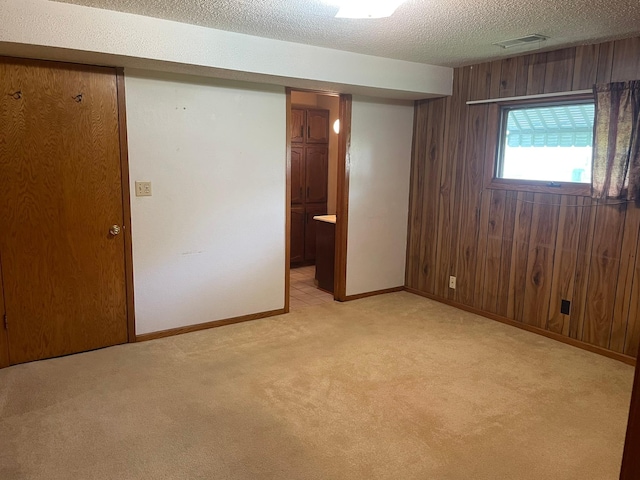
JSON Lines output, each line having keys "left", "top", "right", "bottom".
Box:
{"left": 490, "top": 100, "right": 595, "bottom": 195}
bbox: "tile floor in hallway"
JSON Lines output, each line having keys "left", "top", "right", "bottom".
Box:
{"left": 290, "top": 265, "right": 335, "bottom": 310}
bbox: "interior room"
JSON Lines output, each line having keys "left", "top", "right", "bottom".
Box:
{"left": 1, "top": 1, "right": 640, "bottom": 479}
{"left": 288, "top": 91, "right": 339, "bottom": 310}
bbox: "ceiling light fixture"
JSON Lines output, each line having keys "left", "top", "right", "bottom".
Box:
{"left": 329, "top": 0, "right": 407, "bottom": 19}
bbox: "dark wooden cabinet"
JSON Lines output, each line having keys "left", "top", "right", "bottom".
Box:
{"left": 290, "top": 207, "right": 305, "bottom": 264}
{"left": 290, "top": 107, "right": 329, "bottom": 265}
{"left": 315, "top": 219, "right": 336, "bottom": 293}
{"left": 290, "top": 108, "right": 330, "bottom": 145}
{"left": 303, "top": 204, "right": 326, "bottom": 263}
{"left": 291, "top": 109, "right": 305, "bottom": 143}
{"left": 307, "top": 109, "right": 330, "bottom": 144}
{"left": 291, "top": 147, "right": 304, "bottom": 205}
{"left": 305, "top": 146, "right": 328, "bottom": 204}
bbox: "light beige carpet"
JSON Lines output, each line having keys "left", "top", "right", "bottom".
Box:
{"left": 0, "top": 292, "right": 634, "bottom": 480}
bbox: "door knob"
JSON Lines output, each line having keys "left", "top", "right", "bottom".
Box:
{"left": 109, "top": 225, "right": 121, "bottom": 236}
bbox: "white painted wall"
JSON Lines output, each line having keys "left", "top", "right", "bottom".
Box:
{"left": 125, "top": 71, "right": 286, "bottom": 335}
{"left": 346, "top": 98, "right": 414, "bottom": 296}
{"left": 0, "top": 0, "right": 452, "bottom": 100}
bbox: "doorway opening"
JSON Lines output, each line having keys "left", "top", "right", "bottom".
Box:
{"left": 285, "top": 90, "right": 351, "bottom": 311}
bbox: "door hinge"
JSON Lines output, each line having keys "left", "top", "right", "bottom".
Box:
{"left": 3, "top": 314, "right": 6, "bottom": 330}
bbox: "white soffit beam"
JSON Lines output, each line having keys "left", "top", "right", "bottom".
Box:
{"left": 0, "top": 0, "right": 452, "bottom": 100}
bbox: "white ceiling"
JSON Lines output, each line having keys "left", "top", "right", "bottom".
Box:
{"left": 54, "top": 0, "right": 640, "bottom": 67}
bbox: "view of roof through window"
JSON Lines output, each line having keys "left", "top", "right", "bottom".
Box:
{"left": 499, "top": 103, "right": 595, "bottom": 184}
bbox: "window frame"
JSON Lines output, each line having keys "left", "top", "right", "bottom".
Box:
{"left": 484, "top": 93, "right": 594, "bottom": 196}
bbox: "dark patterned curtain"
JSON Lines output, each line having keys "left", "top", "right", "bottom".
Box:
{"left": 592, "top": 81, "right": 640, "bottom": 199}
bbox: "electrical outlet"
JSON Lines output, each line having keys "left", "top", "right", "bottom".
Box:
{"left": 135, "top": 181, "right": 152, "bottom": 197}
{"left": 449, "top": 276, "right": 456, "bottom": 289}
{"left": 561, "top": 299, "right": 571, "bottom": 315}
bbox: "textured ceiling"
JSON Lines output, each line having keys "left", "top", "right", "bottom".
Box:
{"left": 53, "top": 0, "right": 640, "bottom": 67}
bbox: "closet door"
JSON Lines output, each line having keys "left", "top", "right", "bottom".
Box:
{"left": 291, "top": 108, "right": 305, "bottom": 143}
{"left": 306, "top": 109, "right": 329, "bottom": 144}
{"left": 290, "top": 147, "right": 305, "bottom": 205}
{"left": 305, "top": 146, "right": 328, "bottom": 204}
{"left": 0, "top": 58, "right": 128, "bottom": 365}
{"left": 290, "top": 207, "right": 305, "bottom": 264}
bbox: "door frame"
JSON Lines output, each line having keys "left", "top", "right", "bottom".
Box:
{"left": 621, "top": 353, "right": 640, "bottom": 479}
{"left": 115, "top": 69, "right": 137, "bottom": 343}
{"left": 284, "top": 89, "right": 352, "bottom": 311}
{"left": 0, "top": 60, "right": 135, "bottom": 368}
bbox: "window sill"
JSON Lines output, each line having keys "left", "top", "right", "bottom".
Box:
{"left": 486, "top": 178, "right": 592, "bottom": 196}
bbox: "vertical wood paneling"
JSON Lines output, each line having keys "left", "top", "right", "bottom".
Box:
{"left": 514, "top": 56, "right": 528, "bottom": 96}
{"left": 526, "top": 53, "right": 548, "bottom": 95}
{"left": 482, "top": 190, "right": 506, "bottom": 313}
{"left": 508, "top": 192, "right": 535, "bottom": 322}
{"left": 611, "top": 37, "right": 640, "bottom": 82}
{"left": 447, "top": 66, "right": 472, "bottom": 300}
{"left": 489, "top": 60, "right": 503, "bottom": 99}
{"left": 454, "top": 103, "right": 488, "bottom": 305}
{"left": 572, "top": 44, "right": 599, "bottom": 90}
{"left": 596, "top": 42, "right": 615, "bottom": 84}
{"left": 499, "top": 57, "right": 519, "bottom": 97}
{"left": 407, "top": 36, "right": 640, "bottom": 359}
{"left": 417, "top": 99, "right": 446, "bottom": 294}
{"left": 406, "top": 102, "right": 428, "bottom": 288}
{"left": 434, "top": 69, "right": 467, "bottom": 297}
{"left": 547, "top": 196, "right": 583, "bottom": 335}
{"left": 522, "top": 194, "right": 561, "bottom": 327}
{"left": 496, "top": 191, "right": 518, "bottom": 316}
{"left": 583, "top": 204, "right": 626, "bottom": 347}
{"left": 611, "top": 206, "right": 640, "bottom": 352}
{"left": 570, "top": 198, "right": 597, "bottom": 339}
{"left": 544, "top": 48, "right": 576, "bottom": 93}
{"left": 626, "top": 249, "right": 640, "bottom": 357}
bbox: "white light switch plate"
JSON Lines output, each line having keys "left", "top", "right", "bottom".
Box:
{"left": 135, "top": 181, "right": 152, "bottom": 197}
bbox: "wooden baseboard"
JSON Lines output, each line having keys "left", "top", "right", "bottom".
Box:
{"left": 135, "top": 308, "right": 286, "bottom": 342}
{"left": 405, "top": 287, "right": 637, "bottom": 367}
{"left": 341, "top": 286, "right": 405, "bottom": 302}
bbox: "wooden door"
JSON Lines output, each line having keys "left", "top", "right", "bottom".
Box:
{"left": 306, "top": 109, "right": 329, "bottom": 144}
{"left": 290, "top": 207, "right": 305, "bottom": 264}
{"left": 0, "top": 58, "right": 128, "bottom": 365}
{"left": 305, "top": 146, "right": 328, "bottom": 204}
{"left": 621, "top": 357, "right": 640, "bottom": 479}
{"left": 291, "top": 147, "right": 304, "bottom": 205}
{"left": 304, "top": 204, "right": 327, "bottom": 262}
{"left": 291, "top": 108, "right": 305, "bottom": 143}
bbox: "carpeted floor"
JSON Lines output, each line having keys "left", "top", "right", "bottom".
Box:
{"left": 0, "top": 292, "right": 634, "bottom": 480}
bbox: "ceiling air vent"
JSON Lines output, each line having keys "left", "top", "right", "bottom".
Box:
{"left": 493, "top": 34, "right": 548, "bottom": 49}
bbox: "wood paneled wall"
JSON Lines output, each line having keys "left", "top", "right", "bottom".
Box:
{"left": 406, "top": 37, "right": 640, "bottom": 359}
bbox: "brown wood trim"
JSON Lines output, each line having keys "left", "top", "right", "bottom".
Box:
{"left": 135, "top": 308, "right": 286, "bottom": 342}
{"left": 482, "top": 103, "right": 501, "bottom": 191}
{"left": 621, "top": 354, "right": 640, "bottom": 479}
{"left": 491, "top": 92, "right": 594, "bottom": 107}
{"left": 0, "top": 252, "right": 9, "bottom": 368}
{"left": 334, "top": 94, "right": 352, "bottom": 301}
{"left": 405, "top": 287, "right": 637, "bottom": 366}
{"left": 115, "top": 68, "right": 137, "bottom": 343}
{"left": 486, "top": 178, "right": 592, "bottom": 196}
{"left": 285, "top": 88, "right": 292, "bottom": 313}
{"left": 342, "top": 286, "right": 405, "bottom": 302}
{"left": 289, "top": 88, "right": 340, "bottom": 97}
